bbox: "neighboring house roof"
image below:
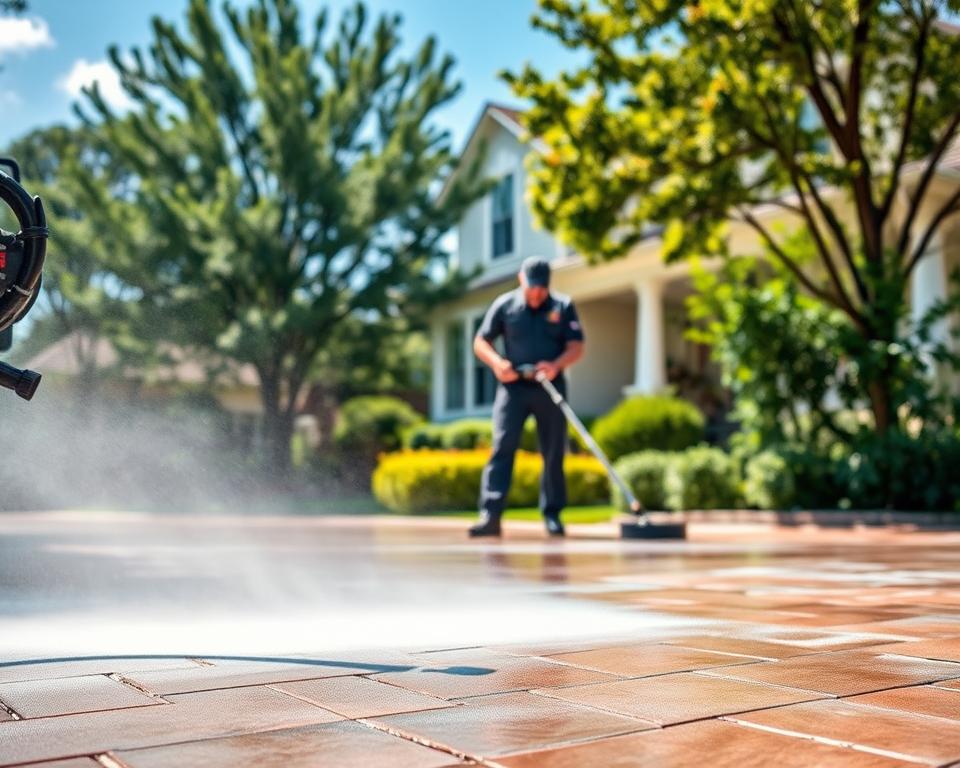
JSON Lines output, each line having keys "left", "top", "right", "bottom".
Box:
{"left": 25, "top": 331, "right": 260, "bottom": 389}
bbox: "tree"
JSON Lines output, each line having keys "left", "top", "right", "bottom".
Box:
{"left": 4, "top": 125, "right": 151, "bottom": 393}
{"left": 507, "top": 0, "right": 960, "bottom": 437}
{"left": 75, "top": 0, "right": 484, "bottom": 472}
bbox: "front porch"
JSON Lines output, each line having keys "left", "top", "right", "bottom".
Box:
{"left": 429, "top": 271, "right": 723, "bottom": 423}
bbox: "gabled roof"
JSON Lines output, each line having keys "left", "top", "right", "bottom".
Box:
{"left": 438, "top": 102, "right": 529, "bottom": 204}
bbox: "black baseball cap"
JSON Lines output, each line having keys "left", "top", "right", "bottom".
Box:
{"left": 521, "top": 256, "right": 551, "bottom": 287}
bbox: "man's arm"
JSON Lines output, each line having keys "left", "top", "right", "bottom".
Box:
{"left": 474, "top": 335, "right": 519, "bottom": 383}
{"left": 536, "top": 340, "right": 584, "bottom": 380}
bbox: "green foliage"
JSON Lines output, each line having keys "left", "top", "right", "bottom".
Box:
{"left": 665, "top": 446, "right": 740, "bottom": 511}
{"left": 403, "top": 417, "right": 539, "bottom": 452}
{"left": 834, "top": 428, "right": 960, "bottom": 511}
{"left": 67, "top": 0, "right": 488, "bottom": 470}
{"left": 612, "top": 450, "right": 674, "bottom": 511}
{"left": 372, "top": 450, "right": 609, "bottom": 513}
{"left": 509, "top": 0, "right": 960, "bottom": 465}
{"left": 743, "top": 450, "right": 797, "bottom": 510}
{"left": 592, "top": 395, "right": 704, "bottom": 461}
{"left": 334, "top": 396, "right": 423, "bottom": 455}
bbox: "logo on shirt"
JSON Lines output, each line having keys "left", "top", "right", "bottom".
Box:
{"left": 569, "top": 320, "right": 580, "bottom": 331}
{"left": 547, "top": 309, "right": 561, "bottom": 323}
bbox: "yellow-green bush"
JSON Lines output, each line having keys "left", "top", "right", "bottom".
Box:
{"left": 372, "top": 450, "right": 610, "bottom": 513}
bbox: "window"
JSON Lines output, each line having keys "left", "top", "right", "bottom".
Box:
{"left": 472, "top": 317, "right": 497, "bottom": 407}
{"left": 445, "top": 320, "right": 465, "bottom": 410}
{"left": 491, "top": 174, "right": 514, "bottom": 258}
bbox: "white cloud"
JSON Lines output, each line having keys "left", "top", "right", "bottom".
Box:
{"left": 0, "top": 16, "right": 54, "bottom": 54}
{"left": 58, "top": 58, "right": 134, "bottom": 112}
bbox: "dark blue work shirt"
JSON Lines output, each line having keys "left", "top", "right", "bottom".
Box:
{"left": 476, "top": 289, "right": 584, "bottom": 382}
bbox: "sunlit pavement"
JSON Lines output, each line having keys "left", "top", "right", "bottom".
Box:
{"left": 2, "top": 512, "right": 960, "bottom": 766}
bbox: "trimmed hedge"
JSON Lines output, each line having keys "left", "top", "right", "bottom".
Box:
{"left": 334, "top": 396, "right": 423, "bottom": 454}
{"left": 592, "top": 395, "right": 704, "bottom": 461}
{"left": 372, "top": 449, "right": 610, "bottom": 514}
{"left": 612, "top": 451, "right": 674, "bottom": 511}
{"left": 665, "top": 446, "right": 741, "bottom": 510}
{"left": 743, "top": 450, "right": 796, "bottom": 510}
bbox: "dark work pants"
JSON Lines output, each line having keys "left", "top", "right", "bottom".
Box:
{"left": 479, "top": 379, "right": 568, "bottom": 521}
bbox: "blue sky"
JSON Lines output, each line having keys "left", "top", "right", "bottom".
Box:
{"left": 0, "top": 0, "right": 580, "bottom": 151}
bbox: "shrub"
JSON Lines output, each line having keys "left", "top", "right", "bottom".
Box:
{"left": 334, "top": 396, "right": 423, "bottom": 454}
{"left": 403, "top": 417, "right": 540, "bottom": 452}
{"left": 592, "top": 395, "right": 704, "bottom": 461}
{"left": 665, "top": 446, "right": 740, "bottom": 510}
{"left": 372, "top": 450, "right": 610, "bottom": 514}
{"left": 834, "top": 429, "right": 960, "bottom": 511}
{"left": 743, "top": 450, "right": 797, "bottom": 510}
{"left": 612, "top": 451, "right": 675, "bottom": 511}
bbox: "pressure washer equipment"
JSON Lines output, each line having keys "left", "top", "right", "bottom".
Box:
{"left": 515, "top": 364, "right": 686, "bottom": 540}
{"left": 0, "top": 157, "right": 48, "bottom": 401}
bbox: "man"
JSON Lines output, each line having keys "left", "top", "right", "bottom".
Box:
{"left": 470, "top": 256, "right": 585, "bottom": 538}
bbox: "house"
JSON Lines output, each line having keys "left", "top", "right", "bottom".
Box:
{"left": 429, "top": 103, "right": 960, "bottom": 423}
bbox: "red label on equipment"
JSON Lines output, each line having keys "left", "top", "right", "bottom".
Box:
{"left": 0, "top": 250, "right": 5, "bottom": 269}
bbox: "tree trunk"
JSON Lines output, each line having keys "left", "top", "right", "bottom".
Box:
{"left": 259, "top": 372, "right": 293, "bottom": 477}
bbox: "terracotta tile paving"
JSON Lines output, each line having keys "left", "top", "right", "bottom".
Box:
{"left": 371, "top": 652, "right": 619, "bottom": 700}
{"left": 849, "top": 685, "right": 960, "bottom": 720}
{"left": 0, "top": 685, "right": 343, "bottom": 765}
{"left": 114, "top": 721, "right": 460, "bottom": 768}
{"left": 7, "top": 518, "right": 960, "bottom": 765}
{"left": 490, "top": 719, "right": 915, "bottom": 768}
{"left": 270, "top": 676, "right": 455, "bottom": 719}
{"left": 0, "top": 674, "right": 158, "bottom": 719}
{"left": 869, "top": 637, "right": 960, "bottom": 663}
{"left": 122, "top": 657, "right": 413, "bottom": 696}
{"left": 0, "top": 657, "right": 204, "bottom": 684}
{"left": 531, "top": 671, "right": 828, "bottom": 724}
{"left": 729, "top": 699, "right": 960, "bottom": 765}
{"left": 700, "top": 648, "right": 960, "bottom": 696}
{"left": 545, "top": 643, "right": 766, "bottom": 676}
{"left": 373, "top": 691, "right": 656, "bottom": 758}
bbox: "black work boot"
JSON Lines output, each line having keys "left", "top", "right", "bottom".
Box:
{"left": 469, "top": 513, "right": 502, "bottom": 538}
{"left": 544, "top": 515, "right": 565, "bottom": 537}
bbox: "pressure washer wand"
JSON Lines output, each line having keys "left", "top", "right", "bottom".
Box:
{"left": 523, "top": 366, "right": 648, "bottom": 523}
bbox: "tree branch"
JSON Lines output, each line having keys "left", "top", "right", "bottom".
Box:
{"left": 896, "top": 110, "right": 960, "bottom": 258}
{"left": 904, "top": 184, "right": 960, "bottom": 280}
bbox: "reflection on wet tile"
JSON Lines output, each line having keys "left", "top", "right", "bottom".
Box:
{"left": 730, "top": 699, "right": 960, "bottom": 764}
{"left": 0, "top": 675, "right": 158, "bottom": 718}
{"left": 493, "top": 718, "right": 913, "bottom": 768}
{"left": 868, "top": 637, "right": 960, "bottom": 663}
{"left": 849, "top": 685, "right": 960, "bottom": 720}
{"left": 116, "top": 721, "right": 456, "bottom": 768}
{"left": 271, "top": 676, "right": 454, "bottom": 718}
{"left": 662, "top": 635, "right": 838, "bottom": 660}
{"left": 701, "top": 649, "right": 960, "bottom": 695}
{"left": 371, "top": 654, "right": 617, "bottom": 700}
{"left": 532, "top": 672, "right": 826, "bottom": 724}
{"left": 0, "top": 685, "right": 343, "bottom": 765}
{"left": 374, "top": 691, "right": 655, "bottom": 757}
{"left": 546, "top": 644, "right": 763, "bottom": 677}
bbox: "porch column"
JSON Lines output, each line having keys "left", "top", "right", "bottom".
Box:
{"left": 629, "top": 278, "right": 666, "bottom": 394}
{"left": 430, "top": 320, "right": 445, "bottom": 421}
{"left": 910, "top": 233, "right": 951, "bottom": 383}
{"left": 911, "top": 234, "right": 948, "bottom": 350}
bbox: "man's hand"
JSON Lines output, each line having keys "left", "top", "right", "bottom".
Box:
{"left": 536, "top": 360, "right": 560, "bottom": 381}
{"left": 494, "top": 358, "right": 519, "bottom": 383}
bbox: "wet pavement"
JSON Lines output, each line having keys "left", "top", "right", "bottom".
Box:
{"left": 1, "top": 512, "right": 960, "bottom": 766}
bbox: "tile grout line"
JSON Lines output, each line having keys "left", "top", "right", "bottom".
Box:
{"left": 107, "top": 673, "right": 174, "bottom": 705}
{"left": 719, "top": 716, "right": 934, "bottom": 765}
{"left": 354, "top": 716, "right": 498, "bottom": 768}
{"left": 0, "top": 697, "right": 21, "bottom": 720}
